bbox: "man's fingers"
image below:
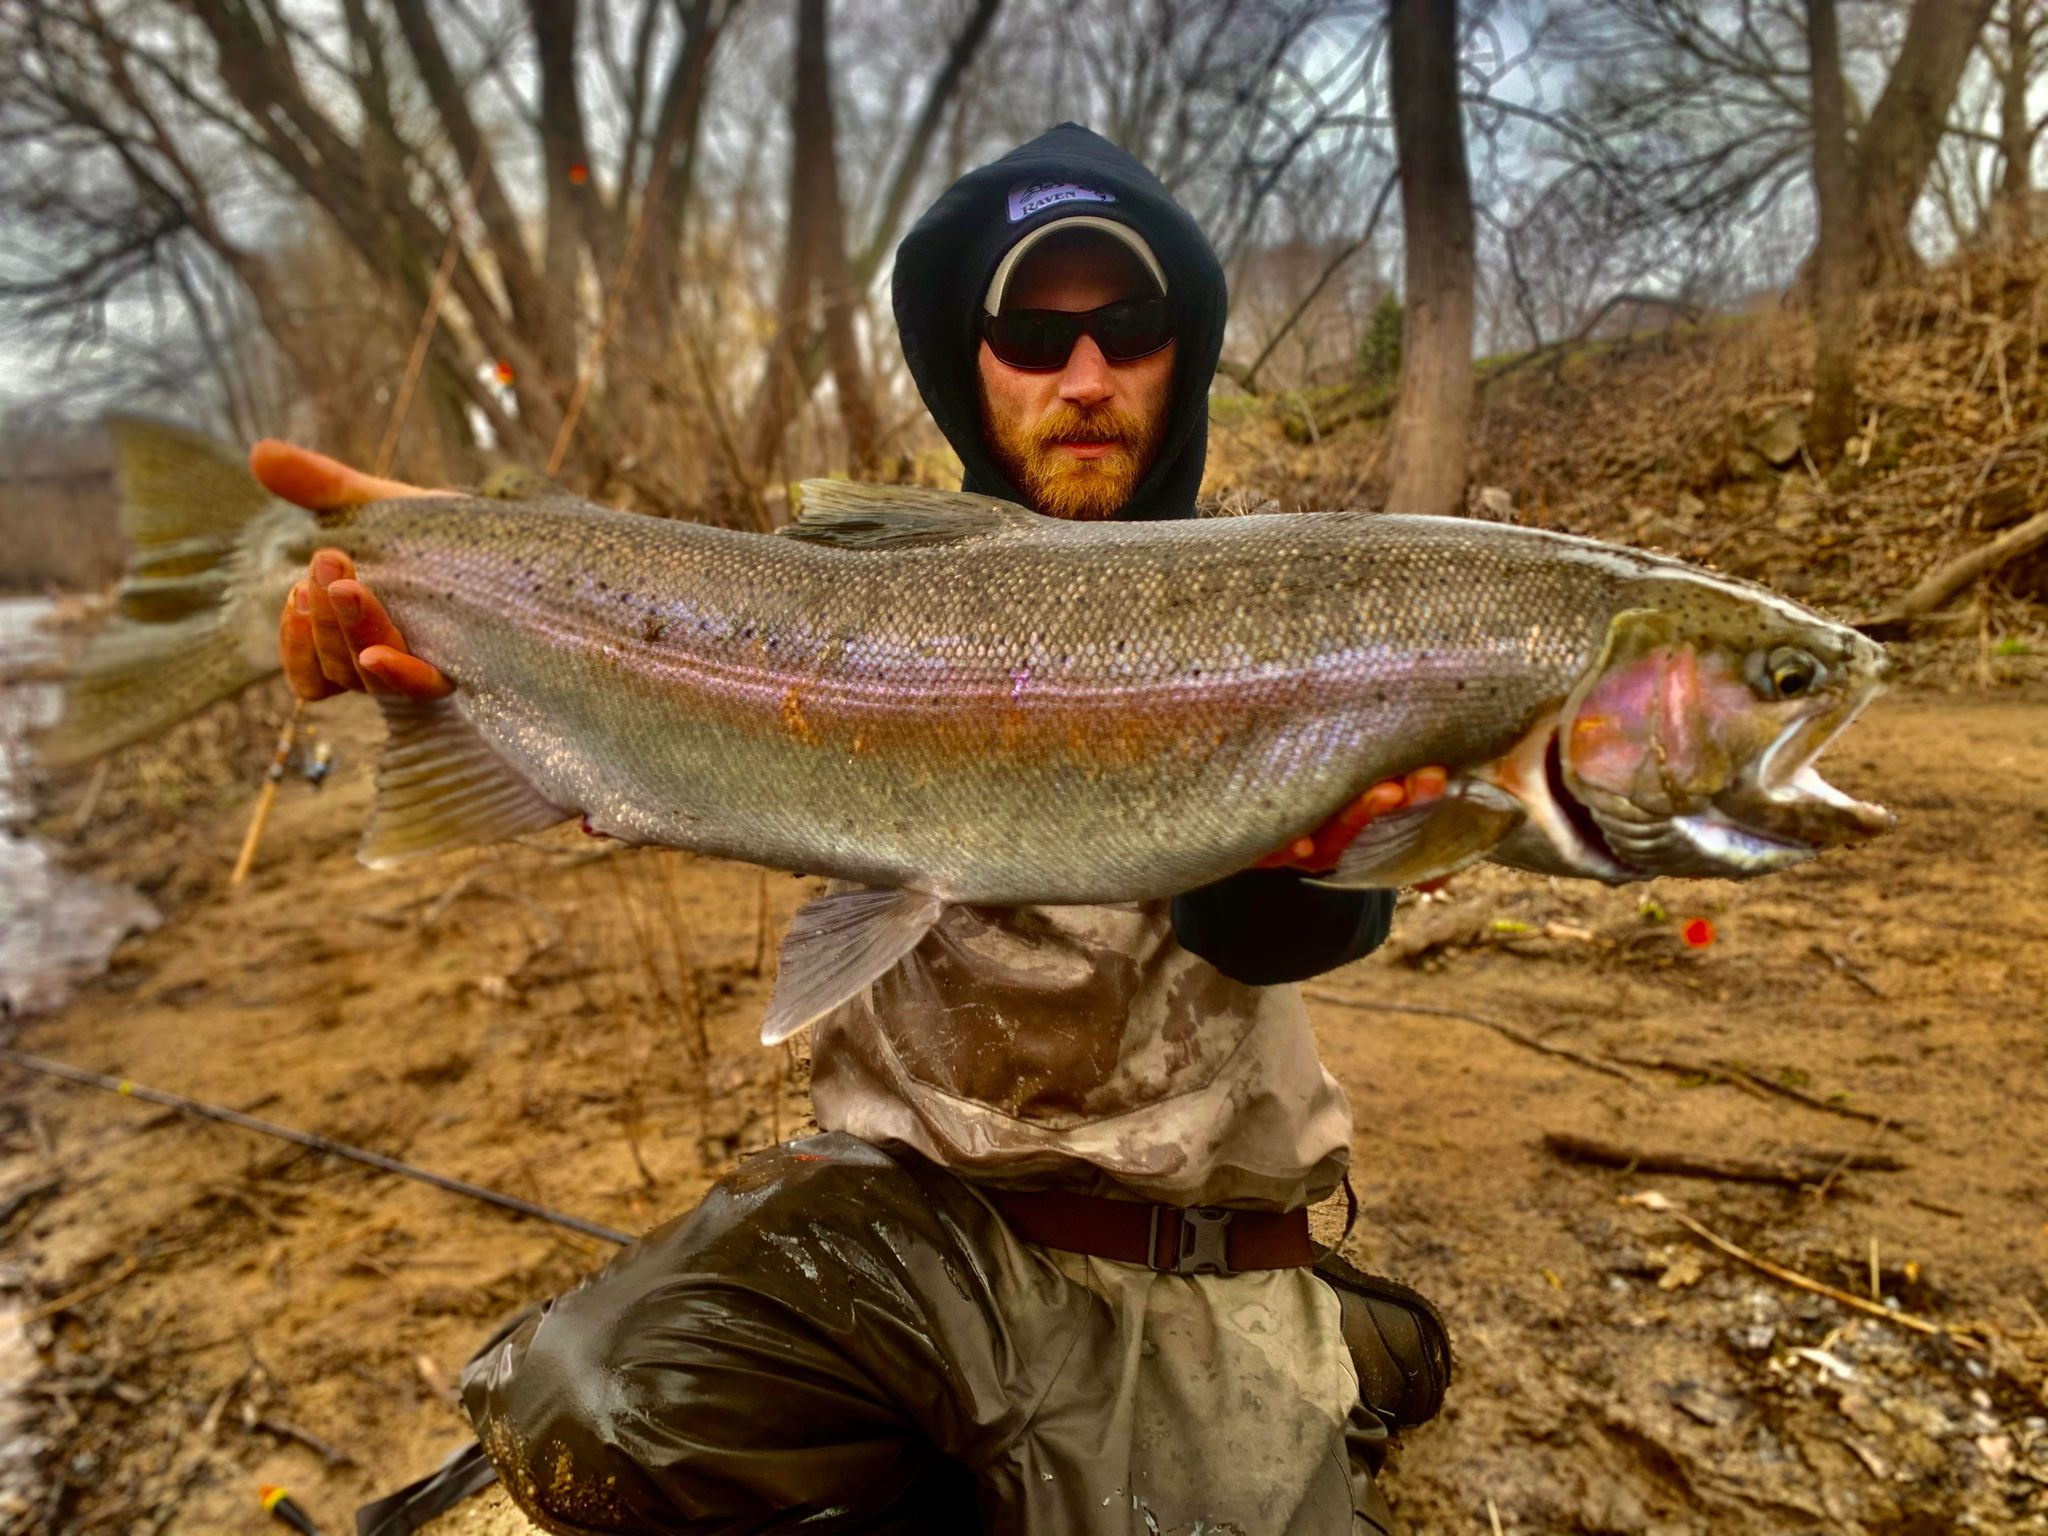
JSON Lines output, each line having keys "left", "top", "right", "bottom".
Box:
{"left": 326, "top": 578, "right": 405, "bottom": 655}
{"left": 305, "top": 575, "right": 367, "bottom": 690}
{"left": 1404, "top": 767, "right": 1448, "bottom": 804}
{"left": 1358, "top": 780, "right": 1408, "bottom": 819}
{"left": 250, "top": 440, "right": 433, "bottom": 512}
{"left": 359, "top": 646, "right": 455, "bottom": 699}
{"left": 279, "top": 585, "right": 341, "bottom": 701}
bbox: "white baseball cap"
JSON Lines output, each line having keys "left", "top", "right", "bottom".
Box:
{"left": 982, "top": 215, "right": 1168, "bottom": 315}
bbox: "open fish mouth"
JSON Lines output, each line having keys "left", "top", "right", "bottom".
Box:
{"left": 1580, "top": 694, "right": 1894, "bottom": 881}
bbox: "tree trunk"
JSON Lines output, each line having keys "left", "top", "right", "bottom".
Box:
{"left": 796, "top": 0, "right": 880, "bottom": 475}
{"left": 1851, "top": 0, "right": 1996, "bottom": 280}
{"left": 1807, "top": 0, "right": 1858, "bottom": 465}
{"left": 1991, "top": 0, "right": 2039, "bottom": 239}
{"left": 748, "top": 0, "right": 880, "bottom": 482}
{"left": 1385, "top": 0, "right": 1475, "bottom": 519}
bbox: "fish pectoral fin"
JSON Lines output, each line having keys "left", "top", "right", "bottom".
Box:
{"left": 761, "top": 887, "right": 947, "bottom": 1045}
{"left": 782, "top": 482, "right": 1042, "bottom": 550}
{"left": 1306, "top": 781, "right": 1525, "bottom": 890}
{"left": 361, "top": 696, "right": 569, "bottom": 867}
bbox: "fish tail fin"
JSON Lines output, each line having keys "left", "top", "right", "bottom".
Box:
{"left": 39, "top": 417, "right": 315, "bottom": 766}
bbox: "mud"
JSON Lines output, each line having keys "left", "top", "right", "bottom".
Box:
{"left": 1, "top": 681, "right": 2045, "bottom": 1534}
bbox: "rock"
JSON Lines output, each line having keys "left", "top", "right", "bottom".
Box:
{"left": 1725, "top": 446, "right": 1773, "bottom": 482}
{"left": 1473, "top": 485, "right": 1516, "bottom": 520}
{"left": 1754, "top": 408, "right": 1806, "bottom": 468}
{"left": 1835, "top": 1390, "right": 1896, "bottom": 1436}
{"left": 1725, "top": 1322, "right": 1776, "bottom": 1355}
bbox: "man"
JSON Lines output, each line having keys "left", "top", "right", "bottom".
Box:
{"left": 268, "top": 124, "right": 1449, "bottom": 1534}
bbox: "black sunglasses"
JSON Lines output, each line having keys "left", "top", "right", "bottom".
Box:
{"left": 981, "top": 296, "right": 1174, "bottom": 371}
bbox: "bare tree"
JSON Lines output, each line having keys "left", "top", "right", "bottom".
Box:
{"left": 1944, "top": 0, "right": 2048, "bottom": 243}
{"left": 1807, "top": 0, "right": 1858, "bottom": 464}
{"left": 748, "top": 0, "right": 999, "bottom": 486}
{"left": 1385, "top": 0, "right": 1475, "bottom": 518}
{"left": 1987, "top": 0, "right": 2048, "bottom": 228}
{"left": 1560, "top": 0, "right": 1996, "bottom": 288}
{"left": 1852, "top": 0, "right": 1998, "bottom": 277}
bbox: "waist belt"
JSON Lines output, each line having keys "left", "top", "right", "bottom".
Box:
{"left": 986, "top": 1189, "right": 1314, "bottom": 1277}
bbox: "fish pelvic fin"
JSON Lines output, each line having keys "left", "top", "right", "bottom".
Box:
{"left": 1306, "top": 781, "right": 1525, "bottom": 891}
{"left": 760, "top": 887, "right": 946, "bottom": 1045}
{"left": 361, "top": 696, "right": 568, "bottom": 867}
{"left": 40, "top": 418, "right": 315, "bottom": 765}
{"left": 781, "top": 481, "right": 1042, "bottom": 550}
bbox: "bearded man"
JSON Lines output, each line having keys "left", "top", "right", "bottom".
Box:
{"left": 268, "top": 124, "right": 1451, "bottom": 1535}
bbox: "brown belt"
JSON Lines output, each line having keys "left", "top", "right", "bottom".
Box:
{"left": 986, "top": 1189, "right": 1315, "bottom": 1277}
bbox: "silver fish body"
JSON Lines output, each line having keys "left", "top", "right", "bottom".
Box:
{"left": 333, "top": 488, "right": 1729, "bottom": 902}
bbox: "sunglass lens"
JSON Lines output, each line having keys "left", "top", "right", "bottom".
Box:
{"left": 987, "top": 311, "right": 1077, "bottom": 370}
{"left": 1095, "top": 297, "right": 1172, "bottom": 361}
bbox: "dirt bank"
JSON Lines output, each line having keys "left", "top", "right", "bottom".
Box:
{"left": 2, "top": 682, "right": 2045, "bottom": 1534}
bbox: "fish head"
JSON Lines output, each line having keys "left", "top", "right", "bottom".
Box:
{"left": 1550, "top": 583, "right": 1893, "bottom": 880}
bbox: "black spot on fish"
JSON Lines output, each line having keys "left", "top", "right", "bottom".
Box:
{"left": 641, "top": 616, "right": 667, "bottom": 643}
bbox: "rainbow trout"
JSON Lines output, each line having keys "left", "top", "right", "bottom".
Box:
{"left": 52, "top": 420, "right": 1893, "bottom": 1040}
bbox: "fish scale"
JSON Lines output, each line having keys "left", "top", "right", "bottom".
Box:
{"left": 334, "top": 492, "right": 1621, "bottom": 904}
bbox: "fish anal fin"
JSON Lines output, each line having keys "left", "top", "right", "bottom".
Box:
{"left": 761, "top": 887, "right": 946, "bottom": 1044}
{"left": 362, "top": 697, "right": 568, "bottom": 867}
{"left": 1307, "top": 781, "right": 1525, "bottom": 890}
{"left": 782, "top": 482, "right": 1041, "bottom": 550}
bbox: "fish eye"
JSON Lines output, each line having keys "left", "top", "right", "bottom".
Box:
{"left": 1764, "top": 647, "right": 1821, "bottom": 699}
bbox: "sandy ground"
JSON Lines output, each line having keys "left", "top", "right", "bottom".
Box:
{"left": 3, "top": 681, "right": 2047, "bottom": 1535}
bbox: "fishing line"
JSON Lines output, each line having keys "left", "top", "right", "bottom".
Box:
{"left": 0, "top": 1048, "right": 633, "bottom": 1247}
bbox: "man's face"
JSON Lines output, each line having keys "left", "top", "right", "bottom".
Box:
{"left": 976, "top": 239, "right": 1175, "bottom": 521}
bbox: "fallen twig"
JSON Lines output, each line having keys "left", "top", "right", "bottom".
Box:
{"left": 1301, "top": 991, "right": 1639, "bottom": 1082}
{"left": 1859, "top": 505, "right": 2048, "bottom": 638}
{"left": 0, "top": 1048, "right": 632, "bottom": 1245}
{"left": 1809, "top": 943, "right": 1885, "bottom": 997}
{"left": 1907, "top": 1195, "right": 1967, "bottom": 1219}
{"left": 0, "top": 1171, "right": 63, "bottom": 1230}
{"left": 1624, "top": 1190, "right": 1981, "bottom": 1350}
{"left": 251, "top": 1415, "right": 356, "bottom": 1467}
{"left": 25, "top": 1253, "right": 142, "bottom": 1325}
{"left": 1611, "top": 1051, "right": 1902, "bottom": 1130}
{"left": 1544, "top": 1132, "right": 1905, "bottom": 1188}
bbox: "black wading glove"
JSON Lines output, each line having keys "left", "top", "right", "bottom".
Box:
{"left": 1171, "top": 870, "right": 1395, "bottom": 987}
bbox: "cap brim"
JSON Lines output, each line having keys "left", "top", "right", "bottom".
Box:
{"left": 983, "top": 215, "right": 1168, "bottom": 314}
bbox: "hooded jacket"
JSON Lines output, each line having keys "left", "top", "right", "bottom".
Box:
{"left": 891, "top": 122, "right": 1392, "bottom": 983}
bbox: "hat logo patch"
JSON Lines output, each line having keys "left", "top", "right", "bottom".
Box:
{"left": 1007, "top": 179, "right": 1116, "bottom": 222}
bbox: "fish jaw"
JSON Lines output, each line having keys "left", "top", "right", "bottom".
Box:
{"left": 1555, "top": 596, "right": 1894, "bottom": 880}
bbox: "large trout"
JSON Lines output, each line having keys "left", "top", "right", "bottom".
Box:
{"left": 49, "top": 420, "right": 1893, "bottom": 1041}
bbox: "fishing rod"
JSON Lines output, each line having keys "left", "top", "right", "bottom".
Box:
{"left": 0, "top": 1048, "right": 633, "bottom": 1247}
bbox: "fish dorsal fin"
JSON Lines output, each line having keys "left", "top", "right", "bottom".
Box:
{"left": 782, "top": 481, "right": 1042, "bottom": 550}
{"left": 362, "top": 697, "right": 569, "bottom": 867}
{"left": 760, "top": 887, "right": 946, "bottom": 1044}
{"left": 1306, "top": 780, "right": 1525, "bottom": 891}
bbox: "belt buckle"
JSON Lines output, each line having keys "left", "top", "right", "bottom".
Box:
{"left": 1149, "top": 1206, "right": 1234, "bottom": 1277}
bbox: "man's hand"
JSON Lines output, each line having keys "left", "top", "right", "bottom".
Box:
{"left": 254, "top": 441, "right": 454, "bottom": 702}
{"left": 1254, "top": 768, "right": 1448, "bottom": 874}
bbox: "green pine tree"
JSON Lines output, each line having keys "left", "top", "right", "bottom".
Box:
{"left": 1356, "top": 293, "right": 1403, "bottom": 387}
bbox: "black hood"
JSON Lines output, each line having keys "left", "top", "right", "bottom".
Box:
{"left": 891, "top": 122, "right": 1226, "bottom": 523}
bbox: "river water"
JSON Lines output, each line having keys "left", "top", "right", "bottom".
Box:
{"left": 0, "top": 597, "right": 159, "bottom": 1017}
